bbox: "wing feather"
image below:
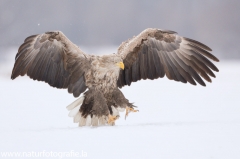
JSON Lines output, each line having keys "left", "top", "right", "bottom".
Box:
{"left": 171, "top": 52, "right": 197, "bottom": 85}
{"left": 117, "top": 28, "right": 219, "bottom": 88}
{"left": 183, "top": 37, "right": 212, "bottom": 51}
{"left": 147, "top": 46, "right": 156, "bottom": 79}
{"left": 152, "top": 48, "right": 164, "bottom": 78}
{"left": 139, "top": 46, "right": 148, "bottom": 79}
{"left": 167, "top": 53, "right": 187, "bottom": 83}
{"left": 11, "top": 31, "right": 90, "bottom": 97}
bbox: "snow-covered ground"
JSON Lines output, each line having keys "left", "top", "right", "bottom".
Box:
{"left": 0, "top": 48, "right": 240, "bottom": 159}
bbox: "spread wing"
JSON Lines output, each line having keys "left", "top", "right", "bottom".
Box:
{"left": 117, "top": 28, "right": 219, "bottom": 88}
{"left": 11, "top": 31, "right": 91, "bottom": 97}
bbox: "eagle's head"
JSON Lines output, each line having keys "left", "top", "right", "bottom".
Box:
{"left": 112, "top": 55, "right": 124, "bottom": 70}
{"left": 100, "top": 55, "right": 124, "bottom": 71}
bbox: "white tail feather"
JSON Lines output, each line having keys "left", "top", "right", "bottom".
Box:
{"left": 79, "top": 116, "right": 87, "bottom": 127}
{"left": 66, "top": 96, "right": 84, "bottom": 111}
{"left": 86, "top": 115, "right": 91, "bottom": 126}
{"left": 91, "top": 115, "right": 98, "bottom": 126}
{"left": 66, "top": 96, "right": 123, "bottom": 126}
{"left": 73, "top": 112, "right": 81, "bottom": 123}
{"left": 68, "top": 104, "right": 81, "bottom": 117}
{"left": 98, "top": 116, "right": 105, "bottom": 126}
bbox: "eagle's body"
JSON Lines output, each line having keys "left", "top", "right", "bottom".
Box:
{"left": 85, "top": 55, "right": 122, "bottom": 93}
{"left": 11, "top": 28, "right": 219, "bottom": 126}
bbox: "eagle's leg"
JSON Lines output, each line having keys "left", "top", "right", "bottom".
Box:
{"left": 107, "top": 106, "right": 120, "bottom": 126}
{"left": 111, "top": 88, "right": 139, "bottom": 120}
{"left": 125, "top": 106, "right": 139, "bottom": 119}
{"left": 108, "top": 114, "right": 119, "bottom": 126}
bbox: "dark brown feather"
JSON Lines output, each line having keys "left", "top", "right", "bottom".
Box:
{"left": 80, "top": 89, "right": 109, "bottom": 118}
{"left": 183, "top": 37, "right": 212, "bottom": 51}
{"left": 117, "top": 28, "right": 219, "bottom": 88}
{"left": 11, "top": 31, "right": 90, "bottom": 97}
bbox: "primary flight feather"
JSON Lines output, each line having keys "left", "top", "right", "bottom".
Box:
{"left": 11, "top": 28, "right": 219, "bottom": 126}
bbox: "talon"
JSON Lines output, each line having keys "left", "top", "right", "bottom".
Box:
{"left": 125, "top": 106, "right": 139, "bottom": 119}
{"left": 108, "top": 115, "right": 118, "bottom": 125}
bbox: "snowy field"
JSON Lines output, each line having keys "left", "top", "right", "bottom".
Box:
{"left": 0, "top": 48, "right": 240, "bottom": 159}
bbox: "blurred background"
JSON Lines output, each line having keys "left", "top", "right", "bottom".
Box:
{"left": 0, "top": 1, "right": 240, "bottom": 159}
{"left": 1, "top": 0, "right": 240, "bottom": 58}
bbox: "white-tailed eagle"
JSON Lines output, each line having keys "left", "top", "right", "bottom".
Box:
{"left": 11, "top": 28, "right": 219, "bottom": 126}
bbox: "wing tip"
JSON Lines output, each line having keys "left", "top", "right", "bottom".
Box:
{"left": 183, "top": 37, "right": 212, "bottom": 52}
{"left": 10, "top": 72, "right": 17, "bottom": 80}
{"left": 215, "top": 57, "right": 220, "bottom": 62}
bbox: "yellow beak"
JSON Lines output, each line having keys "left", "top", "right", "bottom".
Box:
{"left": 117, "top": 62, "right": 124, "bottom": 70}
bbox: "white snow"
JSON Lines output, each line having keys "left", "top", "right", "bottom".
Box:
{"left": 0, "top": 49, "right": 240, "bottom": 159}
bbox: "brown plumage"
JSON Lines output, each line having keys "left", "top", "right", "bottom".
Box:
{"left": 11, "top": 28, "right": 219, "bottom": 127}
{"left": 117, "top": 28, "right": 219, "bottom": 87}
